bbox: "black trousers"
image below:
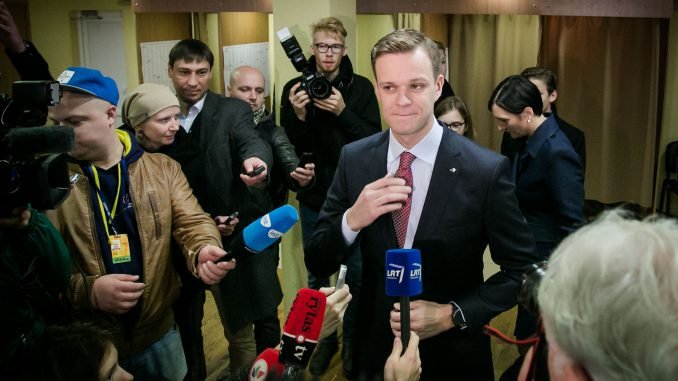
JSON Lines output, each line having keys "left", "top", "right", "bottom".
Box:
{"left": 173, "top": 275, "right": 207, "bottom": 381}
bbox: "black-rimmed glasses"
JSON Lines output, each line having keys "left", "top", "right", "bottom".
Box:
{"left": 314, "top": 43, "right": 344, "bottom": 54}
{"left": 443, "top": 121, "right": 465, "bottom": 132}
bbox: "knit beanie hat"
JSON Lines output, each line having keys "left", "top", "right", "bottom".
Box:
{"left": 122, "top": 83, "right": 180, "bottom": 127}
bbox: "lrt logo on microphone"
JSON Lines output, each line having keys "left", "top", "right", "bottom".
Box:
{"left": 267, "top": 229, "right": 283, "bottom": 239}
{"left": 260, "top": 213, "right": 272, "bottom": 228}
{"left": 411, "top": 263, "right": 422, "bottom": 281}
{"left": 387, "top": 264, "right": 405, "bottom": 284}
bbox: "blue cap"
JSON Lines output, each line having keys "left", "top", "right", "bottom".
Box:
{"left": 385, "top": 249, "right": 423, "bottom": 297}
{"left": 56, "top": 66, "right": 119, "bottom": 106}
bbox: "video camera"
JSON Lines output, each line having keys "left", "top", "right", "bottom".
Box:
{"left": 277, "top": 27, "right": 332, "bottom": 100}
{"left": 0, "top": 81, "right": 74, "bottom": 215}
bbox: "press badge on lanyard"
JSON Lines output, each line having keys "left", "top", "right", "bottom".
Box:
{"left": 110, "top": 234, "right": 131, "bottom": 263}
{"left": 90, "top": 162, "right": 132, "bottom": 264}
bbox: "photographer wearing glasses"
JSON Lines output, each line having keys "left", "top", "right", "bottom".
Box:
{"left": 280, "top": 17, "right": 381, "bottom": 378}
{"left": 518, "top": 210, "right": 678, "bottom": 381}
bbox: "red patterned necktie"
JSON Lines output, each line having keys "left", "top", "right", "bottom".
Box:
{"left": 392, "top": 151, "right": 416, "bottom": 248}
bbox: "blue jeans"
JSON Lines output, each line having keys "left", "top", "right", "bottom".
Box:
{"left": 300, "top": 202, "right": 362, "bottom": 346}
{"left": 120, "top": 325, "right": 187, "bottom": 381}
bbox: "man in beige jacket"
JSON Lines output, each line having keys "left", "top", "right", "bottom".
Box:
{"left": 47, "top": 66, "right": 234, "bottom": 380}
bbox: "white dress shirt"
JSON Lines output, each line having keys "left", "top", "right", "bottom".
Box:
{"left": 342, "top": 121, "right": 443, "bottom": 248}
{"left": 179, "top": 94, "right": 206, "bottom": 133}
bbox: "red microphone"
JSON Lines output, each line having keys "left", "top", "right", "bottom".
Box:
{"left": 278, "top": 288, "right": 327, "bottom": 370}
{"left": 248, "top": 348, "right": 283, "bottom": 381}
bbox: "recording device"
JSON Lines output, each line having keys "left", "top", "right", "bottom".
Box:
{"left": 0, "top": 81, "right": 73, "bottom": 215}
{"left": 247, "top": 165, "right": 265, "bottom": 177}
{"left": 225, "top": 211, "right": 239, "bottom": 224}
{"left": 248, "top": 348, "right": 284, "bottom": 381}
{"left": 518, "top": 261, "right": 548, "bottom": 317}
{"left": 386, "top": 249, "right": 422, "bottom": 349}
{"left": 279, "top": 288, "right": 327, "bottom": 373}
{"left": 277, "top": 27, "right": 332, "bottom": 100}
{"left": 217, "top": 204, "right": 300, "bottom": 262}
{"left": 335, "top": 264, "right": 347, "bottom": 290}
{"left": 296, "top": 152, "right": 314, "bottom": 169}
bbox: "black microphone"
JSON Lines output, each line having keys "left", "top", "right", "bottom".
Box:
{"left": 386, "top": 249, "right": 422, "bottom": 349}
{"left": 2, "top": 126, "right": 74, "bottom": 158}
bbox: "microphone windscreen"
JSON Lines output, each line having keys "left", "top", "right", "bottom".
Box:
{"left": 3, "top": 126, "right": 74, "bottom": 158}
{"left": 243, "top": 204, "right": 299, "bottom": 252}
{"left": 385, "top": 249, "right": 423, "bottom": 297}
{"left": 279, "top": 288, "right": 327, "bottom": 368}
{"left": 249, "top": 348, "right": 283, "bottom": 381}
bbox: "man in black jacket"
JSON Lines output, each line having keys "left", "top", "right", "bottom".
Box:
{"left": 224, "top": 65, "right": 315, "bottom": 355}
{"left": 167, "top": 39, "right": 272, "bottom": 380}
{"left": 280, "top": 17, "right": 381, "bottom": 378}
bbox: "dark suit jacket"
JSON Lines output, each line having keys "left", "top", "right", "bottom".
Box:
{"left": 306, "top": 126, "right": 538, "bottom": 380}
{"left": 512, "top": 116, "right": 585, "bottom": 258}
{"left": 502, "top": 109, "right": 586, "bottom": 174}
{"left": 166, "top": 91, "right": 276, "bottom": 332}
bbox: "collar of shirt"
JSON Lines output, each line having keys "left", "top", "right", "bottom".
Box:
{"left": 179, "top": 93, "right": 207, "bottom": 133}
{"left": 387, "top": 119, "right": 443, "bottom": 173}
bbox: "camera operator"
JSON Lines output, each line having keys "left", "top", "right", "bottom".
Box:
{"left": 279, "top": 17, "right": 380, "bottom": 378}
{"left": 0, "top": 205, "right": 71, "bottom": 377}
{"left": 518, "top": 210, "right": 678, "bottom": 381}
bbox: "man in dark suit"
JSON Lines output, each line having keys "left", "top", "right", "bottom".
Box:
{"left": 501, "top": 67, "right": 586, "bottom": 176}
{"left": 166, "top": 39, "right": 272, "bottom": 380}
{"left": 305, "top": 29, "right": 538, "bottom": 380}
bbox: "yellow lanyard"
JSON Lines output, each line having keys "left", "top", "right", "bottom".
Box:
{"left": 90, "top": 163, "right": 122, "bottom": 236}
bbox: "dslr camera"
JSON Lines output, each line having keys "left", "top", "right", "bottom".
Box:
{"left": 277, "top": 27, "right": 332, "bottom": 100}
{"left": 0, "top": 81, "right": 73, "bottom": 215}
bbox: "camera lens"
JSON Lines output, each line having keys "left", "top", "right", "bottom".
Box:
{"left": 309, "top": 77, "right": 331, "bottom": 100}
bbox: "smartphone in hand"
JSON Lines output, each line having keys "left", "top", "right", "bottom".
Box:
{"left": 246, "top": 165, "right": 265, "bottom": 177}
{"left": 297, "top": 152, "right": 314, "bottom": 168}
{"left": 224, "top": 211, "right": 239, "bottom": 224}
{"left": 335, "top": 264, "right": 348, "bottom": 289}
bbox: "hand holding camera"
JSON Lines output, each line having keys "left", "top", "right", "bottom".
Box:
{"left": 278, "top": 27, "right": 334, "bottom": 121}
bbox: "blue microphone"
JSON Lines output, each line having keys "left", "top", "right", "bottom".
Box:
{"left": 386, "top": 249, "right": 422, "bottom": 349}
{"left": 219, "top": 204, "right": 299, "bottom": 262}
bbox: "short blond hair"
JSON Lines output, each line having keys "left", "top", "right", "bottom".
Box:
{"left": 311, "top": 17, "right": 347, "bottom": 43}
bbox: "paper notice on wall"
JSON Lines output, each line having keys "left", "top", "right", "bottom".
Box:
{"left": 223, "top": 42, "right": 270, "bottom": 96}
{"left": 140, "top": 40, "right": 180, "bottom": 90}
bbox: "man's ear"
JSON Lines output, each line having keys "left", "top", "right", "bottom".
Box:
{"left": 435, "top": 73, "right": 444, "bottom": 99}
{"left": 549, "top": 89, "right": 558, "bottom": 104}
{"left": 106, "top": 105, "right": 117, "bottom": 128}
{"left": 167, "top": 64, "right": 172, "bottom": 78}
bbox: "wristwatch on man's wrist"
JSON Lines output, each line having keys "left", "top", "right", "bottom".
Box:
{"left": 450, "top": 301, "right": 468, "bottom": 330}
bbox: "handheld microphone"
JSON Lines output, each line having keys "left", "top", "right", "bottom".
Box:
{"left": 218, "top": 204, "right": 299, "bottom": 262}
{"left": 386, "top": 249, "right": 422, "bottom": 349}
{"left": 248, "top": 348, "right": 284, "bottom": 381}
{"left": 279, "top": 288, "right": 327, "bottom": 371}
